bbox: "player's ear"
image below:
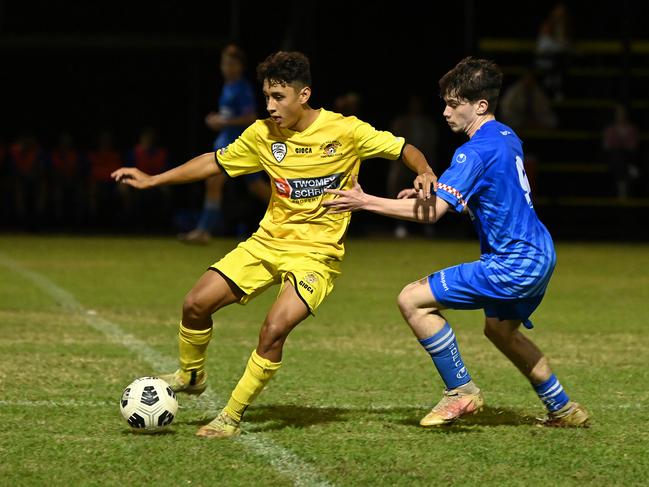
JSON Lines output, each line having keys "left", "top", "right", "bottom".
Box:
{"left": 476, "top": 99, "right": 489, "bottom": 115}
{"left": 299, "top": 86, "right": 312, "bottom": 105}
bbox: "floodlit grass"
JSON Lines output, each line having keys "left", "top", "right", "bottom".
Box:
{"left": 1, "top": 235, "right": 648, "bottom": 486}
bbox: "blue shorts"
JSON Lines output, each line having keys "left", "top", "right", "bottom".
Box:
{"left": 428, "top": 260, "right": 549, "bottom": 329}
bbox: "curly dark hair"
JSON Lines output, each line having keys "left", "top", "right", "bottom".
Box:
{"left": 256, "top": 51, "right": 312, "bottom": 88}
{"left": 439, "top": 57, "right": 503, "bottom": 113}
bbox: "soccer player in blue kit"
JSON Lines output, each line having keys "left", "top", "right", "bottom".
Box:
{"left": 179, "top": 44, "right": 270, "bottom": 244}
{"left": 324, "top": 57, "right": 589, "bottom": 427}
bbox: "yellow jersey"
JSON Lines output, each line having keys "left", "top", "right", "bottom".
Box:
{"left": 215, "top": 108, "right": 405, "bottom": 260}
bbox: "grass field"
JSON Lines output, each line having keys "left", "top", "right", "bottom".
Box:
{"left": 1, "top": 235, "right": 648, "bottom": 486}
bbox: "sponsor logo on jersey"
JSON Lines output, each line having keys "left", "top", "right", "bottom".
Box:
{"left": 295, "top": 147, "right": 313, "bottom": 154}
{"left": 439, "top": 270, "right": 450, "bottom": 291}
{"left": 271, "top": 142, "right": 287, "bottom": 162}
{"left": 299, "top": 280, "right": 314, "bottom": 294}
{"left": 319, "top": 140, "right": 342, "bottom": 157}
{"left": 274, "top": 173, "right": 343, "bottom": 199}
{"left": 500, "top": 130, "right": 511, "bottom": 136}
{"left": 456, "top": 153, "right": 467, "bottom": 163}
{"left": 218, "top": 146, "right": 228, "bottom": 156}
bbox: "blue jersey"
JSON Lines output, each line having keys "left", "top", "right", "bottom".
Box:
{"left": 436, "top": 120, "right": 556, "bottom": 298}
{"left": 214, "top": 78, "right": 256, "bottom": 150}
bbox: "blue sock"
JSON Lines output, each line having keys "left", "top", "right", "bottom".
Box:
{"left": 419, "top": 322, "right": 471, "bottom": 390}
{"left": 196, "top": 204, "right": 222, "bottom": 233}
{"left": 533, "top": 374, "right": 570, "bottom": 412}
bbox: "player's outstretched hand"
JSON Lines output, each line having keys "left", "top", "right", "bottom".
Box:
{"left": 397, "top": 188, "right": 417, "bottom": 199}
{"left": 111, "top": 167, "right": 154, "bottom": 189}
{"left": 413, "top": 171, "right": 437, "bottom": 200}
{"left": 323, "top": 176, "right": 367, "bottom": 213}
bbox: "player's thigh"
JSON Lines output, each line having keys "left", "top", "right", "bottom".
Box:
{"left": 263, "top": 279, "right": 311, "bottom": 334}
{"left": 484, "top": 315, "right": 523, "bottom": 341}
{"left": 398, "top": 277, "right": 447, "bottom": 313}
{"left": 184, "top": 269, "right": 243, "bottom": 315}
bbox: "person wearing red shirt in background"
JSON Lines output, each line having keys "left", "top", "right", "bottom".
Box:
{"left": 127, "top": 127, "right": 172, "bottom": 227}
{"left": 602, "top": 104, "right": 640, "bottom": 199}
{"left": 9, "top": 134, "right": 47, "bottom": 226}
{"left": 87, "top": 130, "right": 128, "bottom": 224}
{"left": 50, "top": 132, "right": 82, "bottom": 223}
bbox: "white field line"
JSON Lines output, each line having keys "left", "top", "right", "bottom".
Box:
{"left": 0, "top": 253, "right": 333, "bottom": 487}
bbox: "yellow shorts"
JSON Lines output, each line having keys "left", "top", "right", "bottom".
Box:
{"left": 210, "top": 237, "right": 341, "bottom": 314}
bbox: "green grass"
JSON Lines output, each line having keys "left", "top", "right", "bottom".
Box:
{"left": 1, "top": 235, "right": 648, "bottom": 486}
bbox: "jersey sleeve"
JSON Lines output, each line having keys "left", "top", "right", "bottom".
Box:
{"left": 215, "top": 123, "right": 262, "bottom": 177}
{"left": 353, "top": 119, "right": 405, "bottom": 161}
{"left": 436, "top": 148, "right": 484, "bottom": 212}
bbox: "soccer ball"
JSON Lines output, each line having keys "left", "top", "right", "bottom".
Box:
{"left": 120, "top": 377, "right": 178, "bottom": 431}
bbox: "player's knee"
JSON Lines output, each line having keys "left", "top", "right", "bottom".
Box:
{"left": 397, "top": 286, "right": 430, "bottom": 323}
{"left": 259, "top": 320, "right": 290, "bottom": 348}
{"left": 396, "top": 288, "right": 414, "bottom": 318}
{"left": 182, "top": 292, "right": 210, "bottom": 321}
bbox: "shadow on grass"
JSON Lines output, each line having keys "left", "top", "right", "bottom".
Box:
{"left": 397, "top": 406, "right": 538, "bottom": 433}
{"left": 190, "top": 404, "right": 539, "bottom": 433}
{"left": 120, "top": 428, "right": 177, "bottom": 436}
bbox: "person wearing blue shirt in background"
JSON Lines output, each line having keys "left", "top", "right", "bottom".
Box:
{"left": 324, "top": 57, "right": 589, "bottom": 428}
{"left": 180, "top": 44, "right": 270, "bottom": 244}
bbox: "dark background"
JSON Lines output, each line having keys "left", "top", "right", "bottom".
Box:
{"left": 1, "top": 0, "right": 648, "bottom": 238}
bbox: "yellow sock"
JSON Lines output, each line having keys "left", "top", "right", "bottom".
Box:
{"left": 178, "top": 322, "right": 212, "bottom": 373}
{"left": 224, "top": 350, "right": 282, "bottom": 422}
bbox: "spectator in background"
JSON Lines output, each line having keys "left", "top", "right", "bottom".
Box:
{"left": 499, "top": 70, "right": 558, "bottom": 131}
{"left": 602, "top": 104, "right": 640, "bottom": 199}
{"left": 179, "top": 44, "right": 269, "bottom": 245}
{"left": 499, "top": 70, "right": 558, "bottom": 194}
{"left": 0, "top": 140, "right": 8, "bottom": 222}
{"left": 128, "top": 127, "right": 172, "bottom": 226}
{"left": 88, "top": 130, "right": 127, "bottom": 224}
{"left": 388, "top": 94, "right": 438, "bottom": 238}
{"left": 50, "top": 132, "right": 82, "bottom": 223}
{"left": 333, "top": 91, "right": 362, "bottom": 117}
{"left": 129, "top": 127, "right": 168, "bottom": 175}
{"left": 535, "top": 3, "right": 572, "bottom": 101}
{"left": 8, "top": 134, "right": 47, "bottom": 227}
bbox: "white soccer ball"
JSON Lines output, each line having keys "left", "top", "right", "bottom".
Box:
{"left": 120, "top": 377, "right": 178, "bottom": 431}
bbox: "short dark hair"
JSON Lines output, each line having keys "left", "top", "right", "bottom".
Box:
{"left": 256, "top": 51, "right": 312, "bottom": 88}
{"left": 439, "top": 57, "right": 503, "bottom": 113}
{"left": 222, "top": 44, "right": 246, "bottom": 66}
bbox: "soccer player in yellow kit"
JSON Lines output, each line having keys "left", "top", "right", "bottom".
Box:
{"left": 112, "top": 51, "right": 436, "bottom": 438}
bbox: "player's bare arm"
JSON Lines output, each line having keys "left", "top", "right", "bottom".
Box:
{"left": 111, "top": 152, "right": 221, "bottom": 189}
{"left": 324, "top": 177, "right": 449, "bottom": 223}
{"left": 401, "top": 143, "right": 437, "bottom": 200}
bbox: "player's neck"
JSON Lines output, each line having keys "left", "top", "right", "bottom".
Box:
{"left": 291, "top": 107, "right": 320, "bottom": 132}
{"left": 466, "top": 114, "right": 495, "bottom": 139}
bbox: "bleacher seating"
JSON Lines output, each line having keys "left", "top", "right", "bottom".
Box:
{"left": 479, "top": 37, "right": 649, "bottom": 238}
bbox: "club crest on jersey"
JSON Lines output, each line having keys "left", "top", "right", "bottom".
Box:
{"left": 319, "top": 140, "right": 342, "bottom": 157}
{"left": 271, "top": 142, "right": 287, "bottom": 162}
{"left": 456, "top": 153, "right": 467, "bottom": 163}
